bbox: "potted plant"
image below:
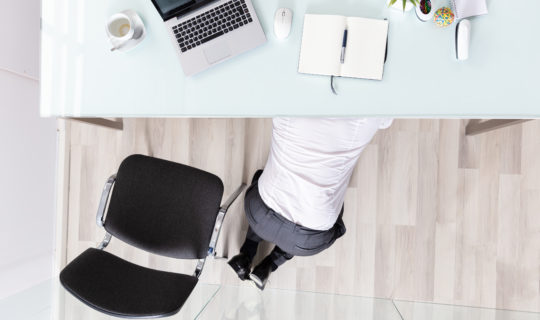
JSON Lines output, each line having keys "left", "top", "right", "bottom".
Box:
{"left": 387, "top": 0, "right": 419, "bottom": 12}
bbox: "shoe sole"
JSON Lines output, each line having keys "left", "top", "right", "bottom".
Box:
{"left": 228, "top": 261, "right": 249, "bottom": 281}
{"left": 249, "top": 273, "right": 265, "bottom": 290}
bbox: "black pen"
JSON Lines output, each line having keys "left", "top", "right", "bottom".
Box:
{"left": 340, "top": 29, "right": 348, "bottom": 64}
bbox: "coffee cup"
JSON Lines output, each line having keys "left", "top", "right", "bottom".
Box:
{"left": 106, "top": 10, "right": 145, "bottom": 52}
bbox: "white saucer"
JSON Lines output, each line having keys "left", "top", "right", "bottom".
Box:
{"left": 110, "top": 10, "right": 146, "bottom": 52}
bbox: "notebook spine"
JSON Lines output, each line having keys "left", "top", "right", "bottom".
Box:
{"left": 451, "top": 0, "right": 460, "bottom": 19}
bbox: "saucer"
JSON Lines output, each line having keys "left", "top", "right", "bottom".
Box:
{"left": 110, "top": 10, "right": 146, "bottom": 52}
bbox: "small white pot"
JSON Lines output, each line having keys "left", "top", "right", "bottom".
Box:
{"left": 387, "top": 0, "right": 415, "bottom": 12}
{"left": 416, "top": 0, "right": 435, "bottom": 21}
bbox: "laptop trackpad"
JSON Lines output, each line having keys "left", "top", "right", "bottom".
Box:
{"left": 204, "top": 41, "right": 231, "bottom": 64}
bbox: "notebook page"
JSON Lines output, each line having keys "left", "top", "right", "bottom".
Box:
{"left": 340, "top": 17, "right": 388, "bottom": 80}
{"left": 298, "top": 14, "right": 345, "bottom": 77}
{"left": 452, "top": 0, "right": 488, "bottom": 19}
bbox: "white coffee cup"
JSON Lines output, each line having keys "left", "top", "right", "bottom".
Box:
{"left": 106, "top": 11, "right": 145, "bottom": 52}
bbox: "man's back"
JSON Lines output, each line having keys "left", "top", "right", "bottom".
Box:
{"left": 258, "top": 118, "right": 392, "bottom": 231}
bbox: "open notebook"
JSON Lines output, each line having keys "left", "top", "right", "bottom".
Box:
{"left": 452, "top": 0, "right": 488, "bottom": 19}
{"left": 298, "top": 14, "right": 389, "bottom": 81}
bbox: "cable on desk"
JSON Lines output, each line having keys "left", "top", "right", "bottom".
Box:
{"left": 331, "top": 75, "right": 338, "bottom": 95}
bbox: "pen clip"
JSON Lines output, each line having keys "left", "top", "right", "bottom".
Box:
{"left": 340, "top": 29, "right": 348, "bottom": 64}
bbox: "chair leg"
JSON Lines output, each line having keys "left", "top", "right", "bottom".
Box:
{"left": 208, "top": 183, "right": 247, "bottom": 257}
{"left": 97, "top": 233, "right": 112, "bottom": 250}
{"left": 220, "top": 183, "right": 248, "bottom": 212}
{"left": 193, "top": 258, "right": 206, "bottom": 278}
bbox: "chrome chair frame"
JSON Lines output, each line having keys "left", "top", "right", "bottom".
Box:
{"left": 94, "top": 173, "right": 246, "bottom": 278}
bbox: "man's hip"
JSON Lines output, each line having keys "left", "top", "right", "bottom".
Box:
{"left": 244, "top": 183, "right": 346, "bottom": 257}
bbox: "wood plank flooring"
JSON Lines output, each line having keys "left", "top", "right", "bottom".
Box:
{"left": 63, "top": 119, "right": 540, "bottom": 313}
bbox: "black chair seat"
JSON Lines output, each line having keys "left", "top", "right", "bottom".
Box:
{"left": 60, "top": 248, "right": 198, "bottom": 318}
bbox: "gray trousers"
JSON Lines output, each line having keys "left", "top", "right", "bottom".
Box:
{"left": 242, "top": 181, "right": 346, "bottom": 267}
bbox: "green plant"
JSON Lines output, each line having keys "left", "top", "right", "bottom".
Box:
{"left": 388, "top": 0, "right": 419, "bottom": 11}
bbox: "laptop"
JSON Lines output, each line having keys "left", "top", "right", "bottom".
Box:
{"left": 151, "top": 0, "right": 267, "bottom": 76}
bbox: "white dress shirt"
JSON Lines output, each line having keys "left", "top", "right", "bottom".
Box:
{"left": 258, "top": 118, "right": 392, "bottom": 231}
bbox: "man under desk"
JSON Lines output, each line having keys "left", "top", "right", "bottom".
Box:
{"left": 228, "top": 117, "right": 393, "bottom": 290}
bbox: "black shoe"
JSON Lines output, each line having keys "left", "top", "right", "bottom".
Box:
{"left": 251, "top": 170, "right": 263, "bottom": 185}
{"left": 228, "top": 253, "right": 252, "bottom": 281}
{"left": 249, "top": 258, "right": 274, "bottom": 290}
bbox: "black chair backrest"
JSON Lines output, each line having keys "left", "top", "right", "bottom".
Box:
{"left": 104, "top": 155, "right": 224, "bottom": 259}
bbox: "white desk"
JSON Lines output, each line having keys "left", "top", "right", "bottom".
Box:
{"left": 40, "top": 0, "right": 540, "bottom": 117}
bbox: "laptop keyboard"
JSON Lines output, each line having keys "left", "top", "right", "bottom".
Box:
{"left": 173, "top": 0, "right": 254, "bottom": 53}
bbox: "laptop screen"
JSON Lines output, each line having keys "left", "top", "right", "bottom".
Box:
{"left": 152, "top": 0, "right": 218, "bottom": 21}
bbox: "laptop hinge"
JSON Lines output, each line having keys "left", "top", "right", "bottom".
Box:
{"left": 176, "top": 0, "right": 221, "bottom": 20}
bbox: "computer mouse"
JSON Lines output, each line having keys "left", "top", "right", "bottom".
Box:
{"left": 456, "top": 19, "right": 471, "bottom": 60}
{"left": 274, "top": 8, "right": 293, "bottom": 40}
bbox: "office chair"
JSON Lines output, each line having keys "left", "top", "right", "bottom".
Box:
{"left": 60, "top": 154, "right": 246, "bottom": 318}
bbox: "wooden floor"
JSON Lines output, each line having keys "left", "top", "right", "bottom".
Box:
{"left": 62, "top": 119, "right": 540, "bottom": 313}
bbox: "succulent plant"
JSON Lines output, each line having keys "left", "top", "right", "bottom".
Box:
{"left": 388, "top": 0, "right": 419, "bottom": 11}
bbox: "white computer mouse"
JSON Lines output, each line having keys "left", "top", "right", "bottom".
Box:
{"left": 274, "top": 8, "right": 293, "bottom": 40}
{"left": 456, "top": 19, "right": 471, "bottom": 60}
